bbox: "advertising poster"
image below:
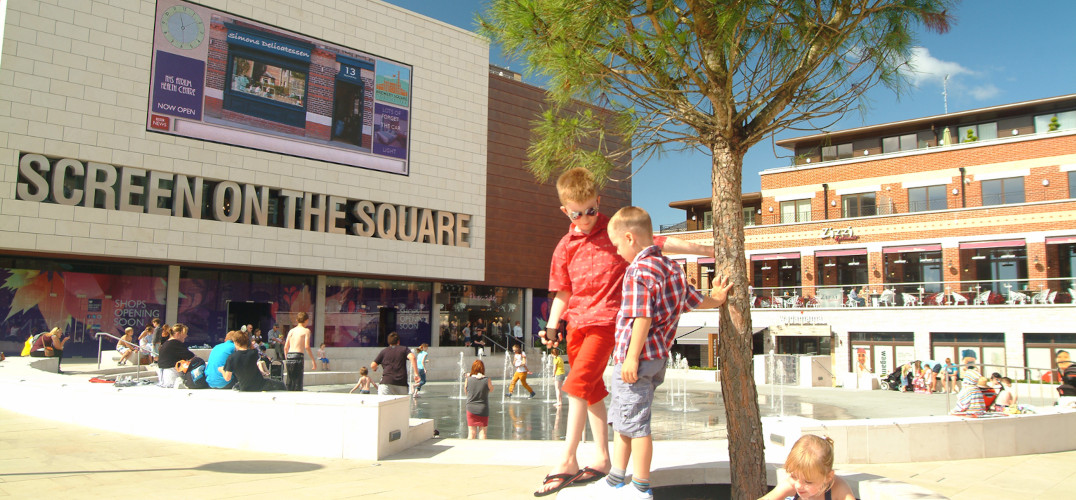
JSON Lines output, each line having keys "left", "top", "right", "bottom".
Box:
{"left": 0, "top": 269, "right": 166, "bottom": 357}
{"left": 147, "top": 0, "right": 413, "bottom": 175}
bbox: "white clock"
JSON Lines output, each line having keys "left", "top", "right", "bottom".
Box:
{"left": 161, "top": 5, "right": 205, "bottom": 50}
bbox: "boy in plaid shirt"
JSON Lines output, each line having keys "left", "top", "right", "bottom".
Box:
{"left": 586, "top": 206, "right": 731, "bottom": 499}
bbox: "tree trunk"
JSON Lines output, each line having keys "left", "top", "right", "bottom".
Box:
{"left": 711, "top": 142, "right": 767, "bottom": 499}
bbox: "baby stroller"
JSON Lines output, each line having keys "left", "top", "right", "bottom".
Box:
{"left": 879, "top": 368, "right": 903, "bottom": 391}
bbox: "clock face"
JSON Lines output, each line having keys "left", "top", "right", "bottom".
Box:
{"left": 161, "top": 5, "right": 205, "bottom": 50}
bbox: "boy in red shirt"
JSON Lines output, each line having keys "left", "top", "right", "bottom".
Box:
{"left": 535, "top": 168, "right": 713, "bottom": 496}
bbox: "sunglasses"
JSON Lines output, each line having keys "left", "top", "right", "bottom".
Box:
{"left": 567, "top": 207, "right": 599, "bottom": 220}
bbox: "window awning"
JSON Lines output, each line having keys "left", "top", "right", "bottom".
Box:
{"left": 698, "top": 258, "right": 715, "bottom": 265}
{"left": 674, "top": 326, "right": 767, "bottom": 345}
{"left": 958, "top": 239, "right": 1025, "bottom": 250}
{"left": 1046, "top": 236, "right": 1076, "bottom": 245}
{"left": 883, "top": 244, "right": 942, "bottom": 254}
{"left": 750, "top": 252, "right": 800, "bottom": 261}
{"left": 814, "top": 248, "right": 867, "bottom": 258}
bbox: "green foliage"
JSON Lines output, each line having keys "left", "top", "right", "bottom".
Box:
{"left": 965, "top": 128, "right": 978, "bottom": 142}
{"left": 1049, "top": 115, "right": 1061, "bottom": 132}
{"left": 479, "top": 0, "right": 955, "bottom": 183}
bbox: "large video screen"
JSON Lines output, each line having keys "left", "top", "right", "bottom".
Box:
{"left": 147, "top": 0, "right": 412, "bottom": 175}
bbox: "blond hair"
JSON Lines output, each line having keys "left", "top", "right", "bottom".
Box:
{"left": 784, "top": 435, "right": 835, "bottom": 483}
{"left": 555, "top": 167, "right": 598, "bottom": 205}
{"left": 609, "top": 206, "right": 653, "bottom": 238}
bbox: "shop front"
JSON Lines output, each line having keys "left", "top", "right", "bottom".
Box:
{"left": 815, "top": 248, "right": 868, "bottom": 307}
{"left": 439, "top": 284, "right": 524, "bottom": 352}
{"left": 959, "top": 239, "right": 1028, "bottom": 295}
{"left": 751, "top": 252, "right": 801, "bottom": 306}
{"left": 324, "top": 277, "right": 432, "bottom": 348}
{"left": 882, "top": 244, "right": 943, "bottom": 298}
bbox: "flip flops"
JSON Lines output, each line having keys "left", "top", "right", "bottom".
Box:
{"left": 534, "top": 469, "right": 584, "bottom": 497}
{"left": 572, "top": 466, "right": 607, "bottom": 485}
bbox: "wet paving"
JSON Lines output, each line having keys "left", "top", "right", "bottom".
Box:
{"left": 315, "top": 372, "right": 868, "bottom": 441}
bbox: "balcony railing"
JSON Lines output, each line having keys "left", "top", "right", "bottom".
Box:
{"left": 658, "top": 186, "right": 1074, "bottom": 233}
{"left": 715, "top": 278, "right": 1076, "bottom": 309}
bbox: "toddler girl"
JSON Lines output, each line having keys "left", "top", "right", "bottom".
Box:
{"left": 349, "top": 366, "right": 377, "bottom": 394}
{"left": 760, "top": 435, "right": 854, "bottom": 500}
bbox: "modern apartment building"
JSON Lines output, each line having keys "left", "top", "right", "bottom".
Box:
{"left": 663, "top": 94, "right": 1076, "bottom": 382}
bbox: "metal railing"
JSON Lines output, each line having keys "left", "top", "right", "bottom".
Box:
{"left": 730, "top": 277, "right": 1076, "bottom": 309}
{"left": 658, "top": 186, "right": 1075, "bottom": 232}
{"left": 94, "top": 331, "right": 151, "bottom": 381}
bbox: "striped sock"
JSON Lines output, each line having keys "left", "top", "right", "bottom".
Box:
{"left": 632, "top": 477, "right": 650, "bottom": 493}
{"left": 606, "top": 468, "right": 626, "bottom": 487}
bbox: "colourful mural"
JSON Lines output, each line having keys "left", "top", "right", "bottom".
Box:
{"left": 0, "top": 268, "right": 167, "bottom": 357}
{"left": 324, "top": 278, "right": 431, "bottom": 347}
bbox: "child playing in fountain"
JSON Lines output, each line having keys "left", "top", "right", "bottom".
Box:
{"left": 465, "top": 359, "right": 493, "bottom": 439}
{"left": 349, "top": 366, "right": 377, "bottom": 394}
{"left": 550, "top": 347, "right": 565, "bottom": 407}
{"left": 507, "top": 344, "right": 535, "bottom": 398}
{"left": 759, "top": 434, "right": 855, "bottom": 500}
{"left": 534, "top": 169, "right": 713, "bottom": 496}
{"left": 584, "top": 206, "right": 732, "bottom": 499}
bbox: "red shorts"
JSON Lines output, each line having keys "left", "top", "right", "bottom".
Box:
{"left": 563, "top": 323, "right": 615, "bottom": 405}
{"left": 466, "top": 412, "right": 488, "bottom": 427}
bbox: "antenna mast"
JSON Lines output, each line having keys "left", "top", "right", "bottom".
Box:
{"left": 943, "top": 74, "right": 949, "bottom": 114}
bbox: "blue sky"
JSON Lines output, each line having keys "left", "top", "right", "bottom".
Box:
{"left": 384, "top": 0, "right": 1076, "bottom": 226}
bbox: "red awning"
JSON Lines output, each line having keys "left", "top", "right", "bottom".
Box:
{"left": 750, "top": 252, "right": 800, "bottom": 261}
{"left": 883, "top": 244, "right": 942, "bottom": 254}
{"left": 1046, "top": 236, "right": 1076, "bottom": 245}
{"left": 697, "top": 258, "right": 715, "bottom": 264}
{"left": 958, "top": 239, "right": 1025, "bottom": 250}
{"left": 814, "top": 248, "right": 867, "bottom": 258}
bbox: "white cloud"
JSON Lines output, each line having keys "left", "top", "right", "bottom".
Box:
{"left": 902, "top": 47, "right": 998, "bottom": 101}
{"left": 969, "top": 84, "right": 1000, "bottom": 100}
{"left": 904, "top": 47, "right": 972, "bottom": 86}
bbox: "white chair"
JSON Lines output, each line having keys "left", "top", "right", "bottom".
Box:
{"left": 1031, "top": 290, "right": 1049, "bottom": 304}
{"left": 877, "top": 288, "right": 896, "bottom": 306}
{"left": 972, "top": 290, "right": 991, "bottom": 305}
{"left": 950, "top": 292, "right": 968, "bottom": 306}
{"left": 1070, "top": 288, "right": 1076, "bottom": 305}
{"left": 1008, "top": 290, "right": 1030, "bottom": 305}
{"left": 901, "top": 293, "right": 918, "bottom": 306}
{"left": 784, "top": 295, "right": 799, "bottom": 308}
{"left": 933, "top": 293, "right": 946, "bottom": 306}
{"left": 1048, "top": 290, "right": 1058, "bottom": 304}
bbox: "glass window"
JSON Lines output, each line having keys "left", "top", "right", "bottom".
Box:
{"left": 822, "top": 143, "right": 853, "bottom": 161}
{"left": 231, "top": 56, "right": 307, "bottom": 107}
{"left": 703, "top": 210, "right": 713, "bottom": 229}
{"left": 842, "top": 193, "right": 876, "bottom": 218}
{"left": 1069, "top": 171, "right": 1075, "bottom": 199}
{"left": 837, "top": 143, "right": 853, "bottom": 159}
{"left": 958, "top": 122, "right": 997, "bottom": 143}
{"left": 981, "top": 177, "right": 1025, "bottom": 206}
{"left": 741, "top": 207, "right": 755, "bottom": 227}
{"left": 1035, "top": 110, "right": 1076, "bottom": 132}
{"left": 908, "top": 185, "right": 948, "bottom": 212}
{"left": 882, "top": 134, "right": 918, "bottom": 153}
{"left": 822, "top": 145, "right": 836, "bottom": 161}
{"left": 780, "top": 199, "right": 811, "bottom": 223}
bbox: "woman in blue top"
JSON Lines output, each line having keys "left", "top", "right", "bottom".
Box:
{"left": 412, "top": 343, "right": 429, "bottom": 395}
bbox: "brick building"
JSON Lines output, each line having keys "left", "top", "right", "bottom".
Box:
{"left": 662, "top": 94, "right": 1076, "bottom": 382}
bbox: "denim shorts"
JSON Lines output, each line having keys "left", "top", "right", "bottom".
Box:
{"left": 608, "top": 358, "right": 666, "bottom": 438}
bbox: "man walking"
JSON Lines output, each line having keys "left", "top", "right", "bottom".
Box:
{"left": 371, "top": 332, "right": 420, "bottom": 396}
{"left": 283, "top": 312, "right": 316, "bottom": 391}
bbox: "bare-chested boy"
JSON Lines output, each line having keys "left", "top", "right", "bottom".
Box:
{"left": 283, "top": 312, "right": 316, "bottom": 391}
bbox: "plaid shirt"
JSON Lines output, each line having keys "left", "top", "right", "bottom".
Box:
{"left": 613, "top": 245, "right": 704, "bottom": 363}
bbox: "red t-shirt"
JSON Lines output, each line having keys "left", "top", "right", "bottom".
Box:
{"left": 548, "top": 213, "right": 666, "bottom": 328}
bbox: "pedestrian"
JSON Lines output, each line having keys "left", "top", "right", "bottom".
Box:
{"left": 551, "top": 347, "right": 565, "bottom": 407}
{"left": 512, "top": 320, "right": 524, "bottom": 349}
{"left": 371, "top": 331, "right": 420, "bottom": 396}
{"left": 317, "top": 342, "right": 330, "bottom": 371}
{"left": 466, "top": 359, "right": 493, "bottom": 439}
{"left": 283, "top": 312, "right": 316, "bottom": 391}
